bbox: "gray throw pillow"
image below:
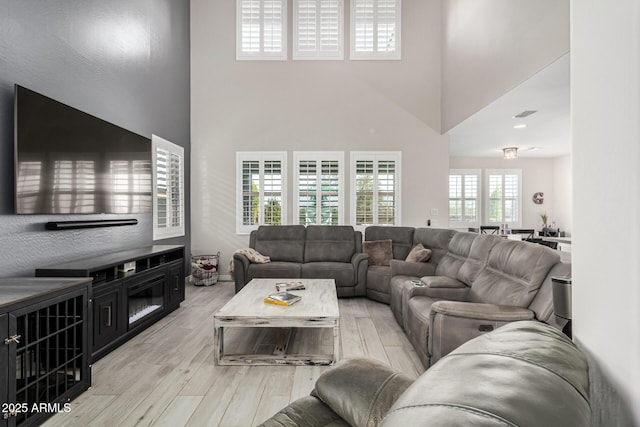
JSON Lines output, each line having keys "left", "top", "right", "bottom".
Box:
{"left": 363, "top": 239, "right": 393, "bottom": 266}
{"left": 405, "top": 244, "right": 432, "bottom": 263}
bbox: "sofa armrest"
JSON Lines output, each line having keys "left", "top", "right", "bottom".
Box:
{"left": 232, "top": 254, "right": 251, "bottom": 293}
{"left": 351, "top": 252, "right": 368, "bottom": 267}
{"left": 428, "top": 302, "right": 535, "bottom": 366}
{"left": 431, "top": 301, "right": 535, "bottom": 322}
{"left": 407, "top": 277, "right": 470, "bottom": 301}
{"left": 390, "top": 259, "right": 436, "bottom": 278}
{"left": 312, "top": 357, "right": 413, "bottom": 427}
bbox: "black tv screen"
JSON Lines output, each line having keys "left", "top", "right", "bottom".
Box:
{"left": 14, "top": 85, "right": 152, "bottom": 214}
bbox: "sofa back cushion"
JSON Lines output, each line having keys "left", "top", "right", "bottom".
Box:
{"left": 469, "top": 239, "right": 561, "bottom": 307}
{"left": 434, "top": 232, "right": 478, "bottom": 279}
{"left": 457, "top": 234, "right": 502, "bottom": 285}
{"left": 365, "top": 226, "right": 415, "bottom": 260}
{"left": 412, "top": 228, "right": 456, "bottom": 265}
{"left": 251, "top": 225, "right": 306, "bottom": 263}
{"left": 305, "top": 225, "right": 357, "bottom": 263}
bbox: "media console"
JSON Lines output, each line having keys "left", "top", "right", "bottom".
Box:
{"left": 36, "top": 245, "right": 185, "bottom": 361}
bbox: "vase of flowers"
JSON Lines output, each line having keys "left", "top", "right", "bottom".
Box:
{"left": 540, "top": 212, "right": 548, "bottom": 229}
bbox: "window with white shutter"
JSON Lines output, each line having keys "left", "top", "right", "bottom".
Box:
{"left": 350, "top": 152, "right": 401, "bottom": 228}
{"left": 153, "top": 135, "right": 185, "bottom": 240}
{"left": 237, "top": 0, "right": 287, "bottom": 60}
{"left": 486, "top": 169, "right": 522, "bottom": 227}
{"left": 294, "top": 0, "right": 344, "bottom": 60}
{"left": 236, "top": 152, "right": 287, "bottom": 234}
{"left": 294, "top": 152, "right": 344, "bottom": 225}
{"left": 448, "top": 169, "right": 480, "bottom": 227}
{"left": 350, "top": 0, "right": 401, "bottom": 60}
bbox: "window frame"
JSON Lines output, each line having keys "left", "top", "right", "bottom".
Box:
{"left": 485, "top": 169, "right": 522, "bottom": 228}
{"left": 236, "top": 151, "right": 288, "bottom": 234}
{"left": 350, "top": 151, "right": 401, "bottom": 229}
{"left": 152, "top": 134, "right": 185, "bottom": 241}
{"left": 293, "top": 151, "right": 345, "bottom": 225}
{"left": 293, "top": 0, "right": 344, "bottom": 60}
{"left": 448, "top": 169, "right": 481, "bottom": 228}
{"left": 350, "top": 0, "right": 402, "bottom": 60}
{"left": 236, "top": 0, "right": 288, "bottom": 61}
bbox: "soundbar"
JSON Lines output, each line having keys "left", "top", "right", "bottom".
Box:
{"left": 45, "top": 219, "right": 138, "bottom": 230}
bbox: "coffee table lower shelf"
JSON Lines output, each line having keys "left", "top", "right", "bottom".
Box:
{"left": 213, "top": 319, "right": 340, "bottom": 366}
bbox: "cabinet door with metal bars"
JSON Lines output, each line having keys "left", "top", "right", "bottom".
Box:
{"left": 0, "top": 279, "right": 91, "bottom": 426}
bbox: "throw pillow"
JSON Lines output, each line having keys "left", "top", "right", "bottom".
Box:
{"left": 363, "top": 239, "right": 393, "bottom": 266}
{"left": 405, "top": 244, "right": 432, "bottom": 263}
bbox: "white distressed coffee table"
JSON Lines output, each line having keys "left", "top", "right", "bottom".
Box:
{"left": 213, "top": 278, "right": 340, "bottom": 366}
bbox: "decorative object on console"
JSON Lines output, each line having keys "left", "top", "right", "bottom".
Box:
{"left": 540, "top": 211, "right": 549, "bottom": 228}
{"left": 532, "top": 192, "right": 544, "bottom": 204}
{"left": 363, "top": 239, "right": 393, "bottom": 266}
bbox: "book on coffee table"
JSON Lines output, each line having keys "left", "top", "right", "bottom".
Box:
{"left": 264, "top": 291, "right": 302, "bottom": 306}
{"left": 275, "top": 281, "right": 306, "bottom": 292}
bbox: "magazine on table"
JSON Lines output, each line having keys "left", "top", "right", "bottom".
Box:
{"left": 264, "top": 291, "right": 302, "bottom": 306}
{"left": 275, "top": 281, "right": 306, "bottom": 292}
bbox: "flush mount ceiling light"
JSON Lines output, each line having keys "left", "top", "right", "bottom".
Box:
{"left": 513, "top": 123, "right": 527, "bottom": 129}
{"left": 503, "top": 147, "right": 518, "bottom": 159}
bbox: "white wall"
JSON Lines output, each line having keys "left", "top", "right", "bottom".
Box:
{"left": 572, "top": 1, "right": 640, "bottom": 425}
{"left": 190, "top": 0, "right": 449, "bottom": 273}
{"left": 449, "top": 157, "right": 567, "bottom": 233}
{"left": 442, "top": 0, "right": 569, "bottom": 132}
{"left": 552, "top": 155, "right": 571, "bottom": 236}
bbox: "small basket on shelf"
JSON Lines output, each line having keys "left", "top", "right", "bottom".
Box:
{"left": 191, "top": 252, "right": 220, "bottom": 286}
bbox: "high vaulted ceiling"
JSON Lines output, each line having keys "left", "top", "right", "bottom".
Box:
{"left": 447, "top": 54, "right": 570, "bottom": 158}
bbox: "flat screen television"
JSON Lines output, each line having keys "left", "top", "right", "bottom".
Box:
{"left": 14, "top": 85, "right": 152, "bottom": 214}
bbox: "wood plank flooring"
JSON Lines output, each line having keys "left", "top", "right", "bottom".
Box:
{"left": 43, "top": 281, "right": 424, "bottom": 427}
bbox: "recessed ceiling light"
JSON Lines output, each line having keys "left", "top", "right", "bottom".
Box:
{"left": 513, "top": 124, "right": 527, "bottom": 129}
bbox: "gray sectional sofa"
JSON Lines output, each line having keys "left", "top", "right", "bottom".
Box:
{"left": 234, "top": 224, "right": 570, "bottom": 368}
{"left": 233, "top": 225, "right": 368, "bottom": 297}
{"left": 259, "top": 321, "right": 590, "bottom": 426}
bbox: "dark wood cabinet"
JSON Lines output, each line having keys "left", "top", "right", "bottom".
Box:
{"left": 36, "top": 245, "right": 185, "bottom": 362}
{"left": 92, "top": 282, "right": 125, "bottom": 355}
{"left": 0, "top": 278, "right": 92, "bottom": 426}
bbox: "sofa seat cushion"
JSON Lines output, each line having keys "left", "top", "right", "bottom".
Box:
{"left": 302, "top": 262, "right": 355, "bottom": 287}
{"left": 247, "top": 262, "right": 301, "bottom": 281}
{"left": 404, "top": 296, "right": 439, "bottom": 366}
{"left": 367, "top": 265, "right": 391, "bottom": 293}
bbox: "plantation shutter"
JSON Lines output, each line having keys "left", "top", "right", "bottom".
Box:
{"left": 487, "top": 170, "right": 521, "bottom": 226}
{"left": 294, "top": 0, "right": 343, "bottom": 59}
{"left": 294, "top": 152, "right": 344, "bottom": 225}
{"left": 351, "top": 0, "right": 400, "bottom": 59}
{"left": 238, "top": 0, "right": 287, "bottom": 59}
{"left": 237, "top": 152, "right": 287, "bottom": 233}
{"left": 352, "top": 153, "right": 400, "bottom": 226}
{"left": 153, "top": 135, "right": 185, "bottom": 240}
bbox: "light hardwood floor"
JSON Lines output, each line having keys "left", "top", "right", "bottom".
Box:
{"left": 43, "top": 281, "right": 424, "bottom": 427}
